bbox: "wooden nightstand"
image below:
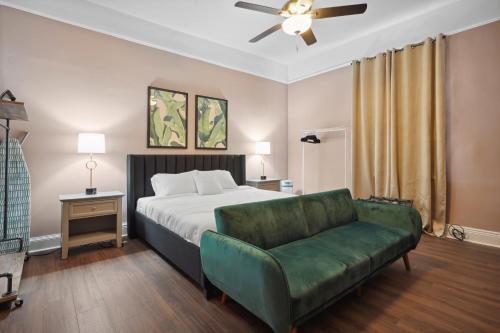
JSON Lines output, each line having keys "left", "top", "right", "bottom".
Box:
{"left": 59, "top": 191, "right": 124, "bottom": 259}
{"left": 246, "top": 179, "right": 281, "bottom": 192}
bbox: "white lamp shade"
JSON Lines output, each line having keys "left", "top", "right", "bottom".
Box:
{"left": 282, "top": 14, "right": 312, "bottom": 35}
{"left": 255, "top": 141, "right": 271, "bottom": 155}
{"left": 78, "top": 133, "right": 106, "bottom": 154}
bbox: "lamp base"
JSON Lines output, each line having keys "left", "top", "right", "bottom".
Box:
{"left": 260, "top": 175, "right": 267, "bottom": 180}
{"left": 85, "top": 188, "right": 97, "bottom": 195}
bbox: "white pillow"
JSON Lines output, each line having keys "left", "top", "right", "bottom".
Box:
{"left": 193, "top": 172, "right": 224, "bottom": 195}
{"left": 217, "top": 170, "right": 239, "bottom": 189}
{"left": 151, "top": 170, "right": 198, "bottom": 196}
{"left": 198, "top": 170, "right": 238, "bottom": 190}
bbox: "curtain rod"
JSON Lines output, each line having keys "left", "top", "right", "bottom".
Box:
{"left": 351, "top": 35, "right": 446, "bottom": 64}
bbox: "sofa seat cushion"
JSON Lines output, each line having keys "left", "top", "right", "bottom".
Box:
{"left": 313, "top": 221, "right": 414, "bottom": 270}
{"left": 268, "top": 234, "right": 371, "bottom": 321}
{"left": 268, "top": 221, "right": 414, "bottom": 321}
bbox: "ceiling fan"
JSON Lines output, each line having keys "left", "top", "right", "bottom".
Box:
{"left": 235, "top": 0, "right": 367, "bottom": 46}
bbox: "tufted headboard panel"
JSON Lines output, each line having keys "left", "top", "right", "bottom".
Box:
{"left": 126, "top": 154, "right": 246, "bottom": 238}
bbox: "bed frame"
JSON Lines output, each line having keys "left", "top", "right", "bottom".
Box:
{"left": 126, "top": 154, "right": 246, "bottom": 296}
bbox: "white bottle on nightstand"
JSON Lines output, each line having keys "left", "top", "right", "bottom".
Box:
{"left": 280, "top": 180, "right": 293, "bottom": 193}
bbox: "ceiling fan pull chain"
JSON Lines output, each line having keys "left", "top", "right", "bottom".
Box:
{"left": 295, "top": 34, "right": 300, "bottom": 55}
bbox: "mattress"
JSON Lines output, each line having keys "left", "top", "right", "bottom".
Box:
{"left": 136, "top": 186, "right": 294, "bottom": 246}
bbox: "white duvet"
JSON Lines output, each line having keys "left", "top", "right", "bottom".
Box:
{"left": 136, "top": 186, "right": 294, "bottom": 246}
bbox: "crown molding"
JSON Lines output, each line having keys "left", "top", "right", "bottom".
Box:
{"left": 287, "top": 0, "right": 500, "bottom": 82}
{"left": 1, "top": 0, "right": 500, "bottom": 84}
{"left": 0, "top": 0, "right": 289, "bottom": 83}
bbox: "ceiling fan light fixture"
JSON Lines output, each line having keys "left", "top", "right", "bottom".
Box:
{"left": 282, "top": 14, "right": 312, "bottom": 35}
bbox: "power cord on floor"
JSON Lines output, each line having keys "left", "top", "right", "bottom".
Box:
{"left": 98, "top": 241, "right": 114, "bottom": 248}
{"left": 448, "top": 224, "right": 465, "bottom": 241}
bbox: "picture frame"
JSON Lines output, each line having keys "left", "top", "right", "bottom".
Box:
{"left": 195, "top": 95, "right": 228, "bottom": 150}
{"left": 147, "top": 86, "right": 188, "bottom": 148}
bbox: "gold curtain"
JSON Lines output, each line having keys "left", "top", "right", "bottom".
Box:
{"left": 352, "top": 35, "right": 446, "bottom": 236}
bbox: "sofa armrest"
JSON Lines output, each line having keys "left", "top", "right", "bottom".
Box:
{"left": 353, "top": 200, "right": 422, "bottom": 246}
{"left": 200, "top": 231, "right": 292, "bottom": 333}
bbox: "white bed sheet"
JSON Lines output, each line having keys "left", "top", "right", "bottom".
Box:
{"left": 136, "top": 185, "right": 294, "bottom": 246}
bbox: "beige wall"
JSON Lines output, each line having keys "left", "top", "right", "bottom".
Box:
{"left": 0, "top": 6, "right": 288, "bottom": 237}
{"left": 446, "top": 20, "right": 500, "bottom": 232}
{"left": 1, "top": 6, "right": 499, "bottom": 237}
{"left": 287, "top": 20, "right": 500, "bottom": 232}
{"left": 288, "top": 67, "right": 352, "bottom": 195}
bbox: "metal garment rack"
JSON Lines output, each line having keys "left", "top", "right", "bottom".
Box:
{"left": 301, "top": 127, "right": 349, "bottom": 195}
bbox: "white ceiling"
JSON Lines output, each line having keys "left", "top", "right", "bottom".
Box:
{"left": 1, "top": 0, "right": 500, "bottom": 83}
{"left": 83, "top": 0, "right": 440, "bottom": 64}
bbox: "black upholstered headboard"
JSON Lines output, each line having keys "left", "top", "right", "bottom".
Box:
{"left": 126, "top": 154, "right": 246, "bottom": 238}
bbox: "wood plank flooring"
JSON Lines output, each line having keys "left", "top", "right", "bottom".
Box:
{"left": 0, "top": 235, "right": 499, "bottom": 333}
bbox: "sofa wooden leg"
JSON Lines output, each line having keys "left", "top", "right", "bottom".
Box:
{"left": 403, "top": 253, "right": 411, "bottom": 271}
{"left": 356, "top": 286, "right": 362, "bottom": 296}
{"left": 220, "top": 292, "right": 228, "bottom": 305}
{"left": 290, "top": 326, "right": 298, "bottom": 333}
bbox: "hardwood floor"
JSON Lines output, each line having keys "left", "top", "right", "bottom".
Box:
{"left": 1, "top": 235, "right": 499, "bottom": 333}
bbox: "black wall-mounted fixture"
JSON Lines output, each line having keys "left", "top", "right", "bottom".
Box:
{"left": 300, "top": 134, "right": 321, "bottom": 144}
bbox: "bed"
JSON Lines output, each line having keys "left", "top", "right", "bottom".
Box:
{"left": 126, "top": 154, "right": 292, "bottom": 296}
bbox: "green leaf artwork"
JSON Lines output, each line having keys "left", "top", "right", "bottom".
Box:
{"left": 148, "top": 87, "right": 187, "bottom": 148}
{"left": 196, "top": 96, "right": 227, "bottom": 149}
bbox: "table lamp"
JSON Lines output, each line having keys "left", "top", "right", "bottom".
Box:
{"left": 78, "top": 133, "right": 105, "bottom": 195}
{"left": 255, "top": 141, "right": 271, "bottom": 180}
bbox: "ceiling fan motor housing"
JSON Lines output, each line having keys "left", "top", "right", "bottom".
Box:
{"left": 280, "top": 0, "right": 313, "bottom": 17}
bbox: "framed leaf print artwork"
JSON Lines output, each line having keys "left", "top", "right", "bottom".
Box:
{"left": 148, "top": 86, "right": 188, "bottom": 148}
{"left": 195, "top": 95, "right": 228, "bottom": 150}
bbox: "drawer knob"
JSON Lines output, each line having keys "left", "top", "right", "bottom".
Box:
{"left": 91, "top": 206, "right": 97, "bottom": 211}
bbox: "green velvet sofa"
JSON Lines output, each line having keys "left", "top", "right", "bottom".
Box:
{"left": 200, "top": 189, "right": 422, "bottom": 333}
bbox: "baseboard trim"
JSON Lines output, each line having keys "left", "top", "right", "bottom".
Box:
{"left": 30, "top": 223, "right": 499, "bottom": 253}
{"left": 29, "top": 223, "right": 128, "bottom": 255}
{"left": 445, "top": 225, "right": 500, "bottom": 248}
{"left": 28, "top": 233, "right": 61, "bottom": 254}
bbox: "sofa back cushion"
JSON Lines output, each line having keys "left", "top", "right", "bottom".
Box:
{"left": 214, "top": 189, "right": 357, "bottom": 249}
{"left": 215, "top": 196, "right": 309, "bottom": 249}
{"left": 301, "top": 189, "right": 356, "bottom": 235}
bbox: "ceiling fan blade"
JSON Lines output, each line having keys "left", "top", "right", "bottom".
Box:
{"left": 301, "top": 28, "right": 317, "bottom": 46}
{"left": 311, "top": 4, "right": 367, "bottom": 19}
{"left": 249, "top": 24, "right": 282, "bottom": 43}
{"left": 235, "top": 1, "right": 281, "bottom": 15}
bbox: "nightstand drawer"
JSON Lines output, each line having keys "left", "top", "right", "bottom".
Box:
{"left": 257, "top": 183, "right": 280, "bottom": 191}
{"left": 246, "top": 179, "right": 281, "bottom": 192}
{"left": 69, "top": 200, "right": 117, "bottom": 219}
